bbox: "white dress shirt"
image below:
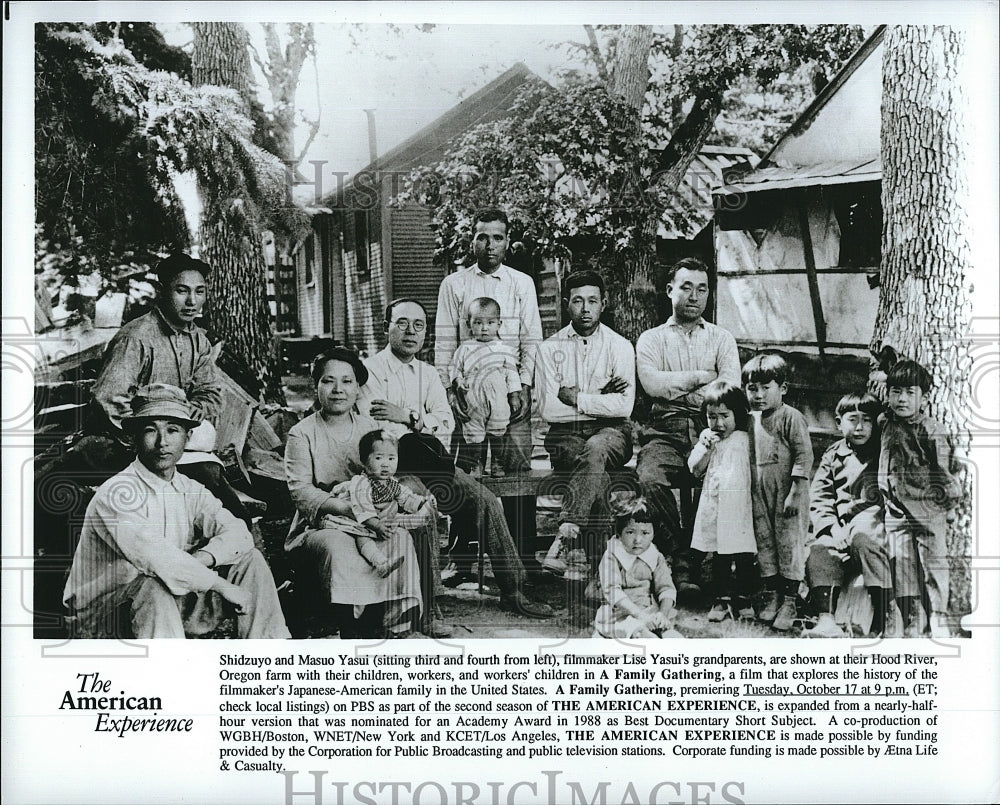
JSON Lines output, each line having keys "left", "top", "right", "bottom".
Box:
{"left": 358, "top": 347, "right": 455, "bottom": 448}
{"left": 64, "top": 460, "right": 252, "bottom": 613}
{"left": 434, "top": 263, "right": 543, "bottom": 387}
{"left": 535, "top": 323, "right": 636, "bottom": 423}
{"left": 635, "top": 316, "right": 741, "bottom": 409}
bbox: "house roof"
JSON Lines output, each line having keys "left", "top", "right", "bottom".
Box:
{"left": 658, "top": 145, "right": 758, "bottom": 239}
{"left": 324, "top": 62, "right": 544, "bottom": 204}
{"left": 717, "top": 157, "right": 880, "bottom": 195}
{"left": 318, "top": 64, "right": 755, "bottom": 242}
{"left": 714, "top": 26, "right": 886, "bottom": 198}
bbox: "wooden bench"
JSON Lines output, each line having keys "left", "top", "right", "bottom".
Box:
{"left": 478, "top": 468, "right": 572, "bottom": 499}
{"left": 477, "top": 463, "right": 698, "bottom": 587}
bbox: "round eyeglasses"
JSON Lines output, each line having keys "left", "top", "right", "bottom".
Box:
{"left": 391, "top": 318, "right": 426, "bottom": 332}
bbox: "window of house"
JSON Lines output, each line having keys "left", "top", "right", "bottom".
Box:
{"left": 304, "top": 233, "right": 315, "bottom": 287}
{"left": 354, "top": 210, "right": 370, "bottom": 279}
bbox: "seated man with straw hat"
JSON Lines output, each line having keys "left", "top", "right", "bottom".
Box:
{"left": 63, "top": 384, "right": 290, "bottom": 639}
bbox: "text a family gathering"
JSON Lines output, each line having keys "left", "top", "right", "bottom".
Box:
{"left": 58, "top": 208, "right": 962, "bottom": 641}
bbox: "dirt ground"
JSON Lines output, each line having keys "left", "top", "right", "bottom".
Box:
{"left": 261, "top": 508, "right": 781, "bottom": 642}
{"left": 275, "top": 373, "right": 782, "bottom": 642}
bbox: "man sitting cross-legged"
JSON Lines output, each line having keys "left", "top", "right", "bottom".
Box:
{"left": 63, "top": 384, "right": 290, "bottom": 639}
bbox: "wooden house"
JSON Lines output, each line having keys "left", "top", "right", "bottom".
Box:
{"left": 290, "top": 63, "right": 546, "bottom": 356}
{"left": 712, "top": 26, "right": 886, "bottom": 435}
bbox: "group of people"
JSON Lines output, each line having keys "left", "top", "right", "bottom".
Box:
{"left": 60, "top": 207, "right": 962, "bottom": 641}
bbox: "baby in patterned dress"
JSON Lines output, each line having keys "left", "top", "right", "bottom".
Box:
{"left": 319, "top": 429, "right": 432, "bottom": 577}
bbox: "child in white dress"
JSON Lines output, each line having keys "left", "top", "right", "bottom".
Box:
{"left": 688, "top": 381, "right": 757, "bottom": 622}
{"left": 319, "top": 429, "right": 432, "bottom": 577}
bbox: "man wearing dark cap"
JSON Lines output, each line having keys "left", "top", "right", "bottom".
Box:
{"left": 63, "top": 385, "right": 290, "bottom": 639}
{"left": 86, "top": 253, "right": 249, "bottom": 523}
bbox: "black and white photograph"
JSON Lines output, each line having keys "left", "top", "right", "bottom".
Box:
{"left": 4, "top": 2, "right": 999, "bottom": 804}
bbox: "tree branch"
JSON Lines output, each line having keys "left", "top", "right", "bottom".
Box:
{"left": 294, "top": 41, "right": 322, "bottom": 165}
{"left": 248, "top": 39, "right": 268, "bottom": 80}
{"left": 296, "top": 118, "right": 321, "bottom": 166}
{"left": 584, "top": 25, "right": 610, "bottom": 84}
{"left": 654, "top": 89, "right": 722, "bottom": 190}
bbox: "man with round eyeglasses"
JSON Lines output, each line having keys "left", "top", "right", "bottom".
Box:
{"left": 359, "top": 298, "right": 554, "bottom": 621}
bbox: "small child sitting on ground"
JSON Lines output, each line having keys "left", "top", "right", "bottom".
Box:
{"left": 879, "top": 359, "right": 962, "bottom": 637}
{"left": 450, "top": 296, "right": 522, "bottom": 477}
{"left": 319, "top": 429, "right": 432, "bottom": 578}
{"left": 805, "top": 392, "right": 890, "bottom": 638}
{"left": 594, "top": 498, "right": 681, "bottom": 639}
{"left": 744, "top": 353, "right": 814, "bottom": 632}
{"left": 688, "top": 381, "right": 758, "bottom": 623}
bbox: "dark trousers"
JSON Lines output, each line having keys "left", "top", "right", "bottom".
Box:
{"left": 545, "top": 419, "right": 635, "bottom": 567}
{"left": 711, "top": 553, "right": 758, "bottom": 600}
{"left": 636, "top": 416, "right": 704, "bottom": 580}
{"left": 333, "top": 603, "right": 386, "bottom": 639}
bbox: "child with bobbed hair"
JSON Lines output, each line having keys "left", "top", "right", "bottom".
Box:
{"left": 743, "top": 353, "right": 813, "bottom": 631}
{"left": 594, "top": 497, "right": 681, "bottom": 639}
{"left": 806, "top": 392, "right": 889, "bottom": 638}
{"left": 688, "top": 381, "right": 758, "bottom": 622}
{"left": 879, "top": 359, "right": 962, "bottom": 637}
{"left": 319, "top": 429, "right": 433, "bottom": 578}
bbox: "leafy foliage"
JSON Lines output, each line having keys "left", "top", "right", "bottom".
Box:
{"left": 34, "top": 24, "right": 306, "bottom": 280}
{"left": 397, "top": 25, "right": 865, "bottom": 271}
{"left": 397, "top": 82, "right": 655, "bottom": 265}
{"left": 711, "top": 67, "right": 817, "bottom": 155}
{"left": 35, "top": 25, "right": 190, "bottom": 268}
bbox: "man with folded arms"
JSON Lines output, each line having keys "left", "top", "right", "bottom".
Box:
{"left": 535, "top": 270, "right": 636, "bottom": 576}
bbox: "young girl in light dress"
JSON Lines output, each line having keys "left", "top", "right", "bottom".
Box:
{"left": 688, "top": 381, "right": 758, "bottom": 622}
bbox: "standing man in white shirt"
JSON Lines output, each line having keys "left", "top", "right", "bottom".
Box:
{"left": 360, "top": 298, "right": 553, "bottom": 620}
{"left": 535, "top": 271, "right": 637, "bottom": 573}
{"left": 635, "top": 258, "right": 741, "bottom": 596}
{"left": 435, "top": 208, "right": 543, "bottom": 474}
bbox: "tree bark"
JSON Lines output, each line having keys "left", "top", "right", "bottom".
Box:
{"left": 874, "top": 25, "right": 972, "bottom": 618}
{"left": 191, "top": 23, "right": 285, "bottom": 403}
{"left": 191, "top": 23, "right": 253, "bottom": 107}
{"left": 608, "top": 25, "right": 653, "bottom": 109}
{"left": 603, "top": 26, "right": 658, "bottom": 344}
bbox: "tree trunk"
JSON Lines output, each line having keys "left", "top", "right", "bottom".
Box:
{"left": 191, "top": 23, "right": 285, "bottom": 404}
{"left": 191, "top": 23, "right": 253, "bottom": 106}
{"left": 655, "top": 90, "right": 722, "bottom": 188}
{"left": 259, "top": 23, "right": 317, "bottom": 164}
{"left": 603, "top": 25, "right": 658, "bottom": 344}
{"left": 256, "top": 23, "right": 319, "bottom": 265}
{"left": 604, "top": 26, "right": 724, "bottom": 345}
{"left": 873, "top": 26, "right": 972, "bottom": 619}
{"left": 608, "top": 25, "right": 653, "bottom": 108}
{"left": 669, "top": 25, "right": 685, "bottom": 129}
